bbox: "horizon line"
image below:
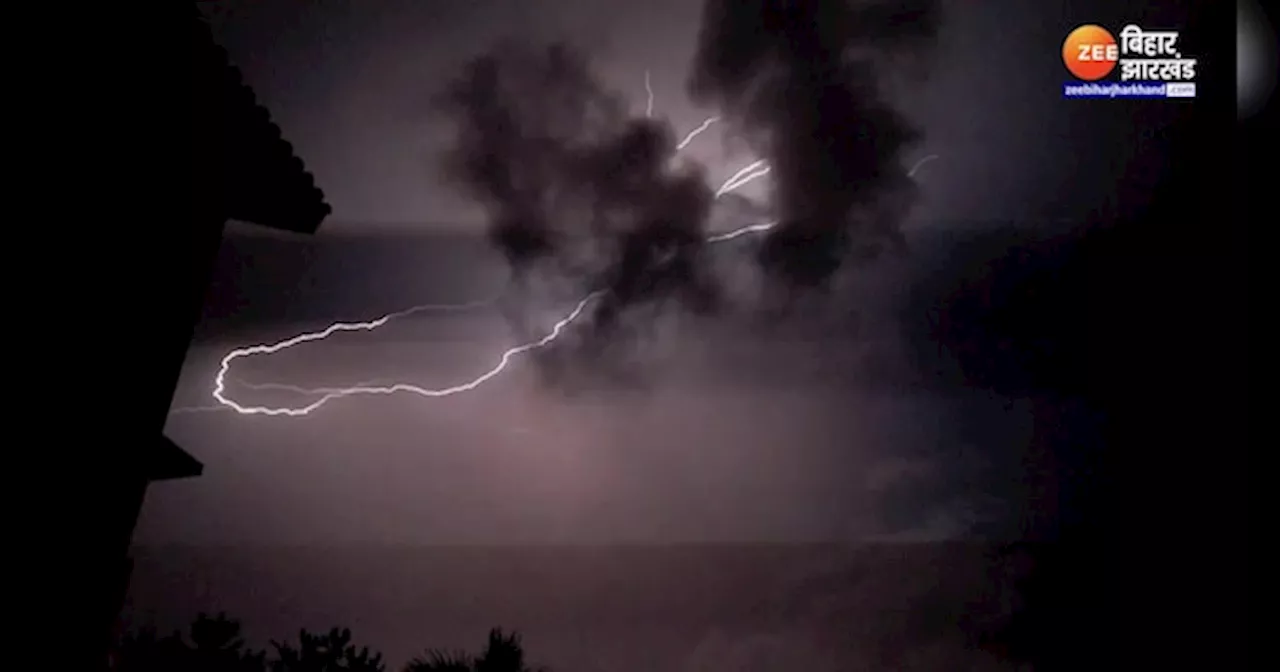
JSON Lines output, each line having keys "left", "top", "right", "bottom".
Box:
{"left": 228, "top": 216, "right": 1086, "bottom": 240}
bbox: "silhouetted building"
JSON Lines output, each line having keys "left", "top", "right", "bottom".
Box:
{"left": 100, "top": 7, "right": 332, "bottom": 669}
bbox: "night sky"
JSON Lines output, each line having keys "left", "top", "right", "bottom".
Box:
{"left": 134, "top": 1, "right": 1246, "bottom": 667}
{"left": 190, "top": 0, "right": 1182, "bottom": 232}
{"left": 157, "top": 0, "right": 1204, "bottom": 543}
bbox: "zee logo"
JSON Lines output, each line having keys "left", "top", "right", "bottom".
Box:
{"left": 1062, "top": 25, "right": 1119, "bottom": 80}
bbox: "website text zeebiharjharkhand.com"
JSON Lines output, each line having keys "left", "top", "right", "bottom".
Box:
{"left": 1063, "top": 82, "right": 1169, "bottom": 98}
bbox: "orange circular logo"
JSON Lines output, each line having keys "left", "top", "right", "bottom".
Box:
{"left": 1062, "top": 25, "right": 1118, "bottom": 80}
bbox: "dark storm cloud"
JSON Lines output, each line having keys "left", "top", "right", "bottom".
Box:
{"left": 433, "top": 0, "right": 946, "bottom": 375}
{"left": 687, "top": 0, "right": 941, "bottom": 292}
{"left": 420, "top": 13, "right": 989, "bottom": 540}
{"left": 433, "top": 41, "right": 722, "bottom": 359}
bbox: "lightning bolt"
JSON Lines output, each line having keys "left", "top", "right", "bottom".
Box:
{"left": 210, "top": 293, "right": 601, "bottom": 416}
{"left": 169, "top": 376, "right": 397, "bottom": 414}
{"left": 172, "top": 76, "right": 938, "bottom": 417}
{"left": 644, "top": 70, "right": 654, "bottom": 118}
{"left": 234, "top": 377, "right": 396, "bottom": 395}
{"left": 715, "top": 159, "right": 772, "bottom": 197}
{"left": 704, "top": 221, "right": 778, "bottom": 243}
{"left": 908, "top": 154, "right": 938, "bottom": 177}
{"left": 676, "top": 116, "right": 720, "bottom": 150}
{"left": 642, "top": 68, "right": 721, "bottom": 150}
{"left": 712, "top": 153, "right": 934, "bottom": 199}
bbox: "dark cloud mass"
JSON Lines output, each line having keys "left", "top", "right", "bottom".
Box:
{"left": 688, "top": 0, "right": 941, "bottom": 291}
{"left": 434, "top": 40, "right": 721, "bottom": 360}
{"left": 434, "top": 0, "right": 944, "bottom": 365}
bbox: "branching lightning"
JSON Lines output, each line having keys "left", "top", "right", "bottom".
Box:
{"left": 715, "top": 159, "right": 771, "bottom": 197}
{"left": 211, "top": 293, "right": 601, "bottom": 416}
{"left": 171, "top": 76, "right": 938, "bottom": 418}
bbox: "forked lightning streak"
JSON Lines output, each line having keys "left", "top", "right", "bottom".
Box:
{"left": 174, "top": 80, "right": 938, "bottom": 417}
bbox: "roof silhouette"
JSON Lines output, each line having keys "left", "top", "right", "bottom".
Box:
{"left": 101, "top": 7, "right": 333, "bottom": 669}
{"left": 190, "top": 5, "right": 332, "bottom": 235}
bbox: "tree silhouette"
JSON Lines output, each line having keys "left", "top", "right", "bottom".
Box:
{"left": 191, "top": 612, "right": 270, "bottom": 671}
{"left": 405, "top": 629, "right": 548, "bottom": 672}
{"left": 270, "top": 627, "right": 386, "bottom": 672}
{"left": 113, "top": 615, "right": 545, "bottom": 671}
{"left": 404, "top": 650, "right": 473, "bottom": 672}
{"left": 113, "top": 612, "right": 267, "bottom": 672}
{"left": 113, "top": 625, "right": 186, "bottom": 671}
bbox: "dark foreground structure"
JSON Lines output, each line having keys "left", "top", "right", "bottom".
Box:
{"left": 95, "top": 8, "right": 331, "bottom": 669}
